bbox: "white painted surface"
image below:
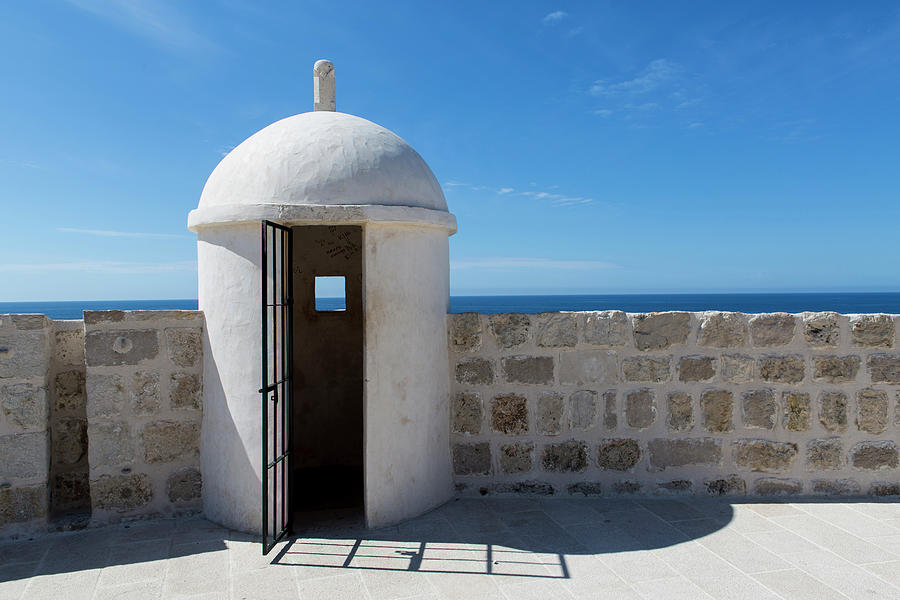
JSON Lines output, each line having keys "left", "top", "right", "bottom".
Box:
{"left": 313, "top": 59, "right": 335, "bottom": 112}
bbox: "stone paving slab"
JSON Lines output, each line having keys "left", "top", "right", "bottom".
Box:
{"left": 0, "top": 498, "right": 899, "bottom": 599}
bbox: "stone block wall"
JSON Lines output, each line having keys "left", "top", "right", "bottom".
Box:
{"left": 448, "top": 311, "right": 900, "bottom": 498}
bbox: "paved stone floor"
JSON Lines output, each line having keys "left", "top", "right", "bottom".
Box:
{"left": 1, "top": 497, "right": 900, "bottom": 599}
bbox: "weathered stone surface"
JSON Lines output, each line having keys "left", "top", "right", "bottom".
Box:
{"left": 698, "top": 312, "right": 748, "bottom": 348}
{"left": 667, "top": 392, "right": 693, "bottom": 432}
{"left": 782, "top": 392, "right": 810, "bottom": 432}
{"left": 733, "top": 439, "right": 798, "bottom": 473}
{"left": 602, "top": 390, "right": 617, "bottom": 430}
{"left": 83, "top": 310, "right": 125, "bottom": 325}
{"left": 759, "top": 355, "right": 804, "bottom": 383}
{"left": 130, "top": 371, "right": 160, "bottom": 416}
{"left": 700, "top": 389, "right": 733, "bottom": 432}
{"left": 850, "top": 441, "right": 899, "bottom": 470}
{"left": 54, "top": 417, "right": 87, "bottom": 465}
{"left": 803, "top": 312, "right": 841, "bottom": 347}
{"left": 754, "top": 478, "right": 802, "bottom": 496}
{"left": 867, "top": 354, "right": 900, "bottom": 384}
{"left": 452, "top": 443, "right": 490, "bottom": 475}
{"left": 721, "top": 354, "right": 754, "bottom": 383}
{"left": 537, "top": 393, "right": 564, "bottom": 435}
{"left": 812, "top": 479, "right": 861, "bottom": 496}
{"left": 749, "top": 313, "right": 796, "bottom": 346}
{"left": 657, "top": 480, "right": 692, "bottom": 493}
{"left": 0, "top": 330, "right": 49, "bottom": 378}
{"left": 612, "top": 481, "right": 642, "bottom": 494}
{"left": 501, "top": 355, "right": 554, "bottom": 385}
{"left": 1, "top": 383, "right": 47, "bottom": 431}
{"left": 542, "top": 440, "right": 588, "bottom": 472}
{"left": 812, "top": 355, "right": 860, "bottom": 384}
{"left": 807, "top": 438, "right": 842, "bottom": 471}
{"left": 648, "top": 438, "right": 721, "bottom": 469}
{"left": 488, "top": 314, "right": 530, "bottom": 349}
{"left": 625, "top": 389, "right": 655, "bottom": 429}
{"left": 500, "top": 442, "right": 533, "bottom": 474}
{"left": 705, "top": 475, "right": 746, "bottom": 496}
{"left": 678, "top": 356, "right": 716, "bottom": 382}
{"left": 850, "top": 314, "right": 894, "bottom": 347}
{"left": 54, "top": 328, "right": 85, "bottom": 365}
{"left": 52, "top": 472, "right": 90, "bottom": 512}
{"left": 582, "top": 311, "right": 630, "bottom": 346}
{"left": 85, "top": 373, "right": 125, "bottom": 419}
{"left": 166, "top": 467, "right": 202, "bottom": 502}
{"left": 165, "top": 328, "right": 201, "bottom": 368}
{"left": 633, "top": 312, "right": 691, "bottom": 351}
{"left": 85, "top": 329, "right": 159, "bottom": 366}
{"left": 10, "top": 314, "right": 48, "bottom": 330}
{"left": 0, "top": 485, "right": 47, "bottom": 526}
{"left": 491, "top": 394, "right": 528, "bottom": 434}
{"left": 451, "top": 392, "right": 482, "bottom": 435}
{"left": 89, "top": 422, "right": 133, "bottom": 468}
{"left": 870, "top": 482, "right": 900, "bottom": 497}
{"left": 559, "top": 350, "right": 617, "bottom": 385}
{"left": 132, "top": 310, "right": 200, "bottom": 322}
{"left": 491, "top": 481, "right": 554, "bottom": 495}
{"left": 142, "top": 421, "right": 200, "bottom": 463}
{"left": 92, "top": 473, "right": 152, "bottom": 512}
{"left": 0, "top": 432, "right": 48, "bottom": 479}
{"left": 741, "top": 389, "right": 776, "bottom": 430}
{"left": 568, "top": 482, "right": 603, "bottom": 496}
{"left": 455, "top": 357, "right": 494, "bottom": 385}
{"left": 54, "top": 370, "right": 85, "bottom": 413}
{"left": 623, "top": 356, "right": 670, "bottom": 383}
{"left": 857, "top": 388, "right": 888, "bottom": 434}
{"left": 819, "top": 391, "right": 848, "bottom": 433}
{"left": 536, "top": 313, "right": 577, "bottom": 347}
{"left": 169, "top": 373, "right": 201, "bottom": 412}
{"left": 597, "top": 439, "right": 641, "bottom": 471}
{"left": 449, "top": 313, "right": 481, "bottom": 352}
{"left": 568, "top": 390, "right": 597, "bottom": 431}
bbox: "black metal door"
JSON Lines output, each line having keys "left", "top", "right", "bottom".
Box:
{"left": 260, "top": 220, "right": 294, "bottom": 554}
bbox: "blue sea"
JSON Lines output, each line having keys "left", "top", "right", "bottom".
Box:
{"left": 1, "top": 293, "right": 899, "bottom": 320}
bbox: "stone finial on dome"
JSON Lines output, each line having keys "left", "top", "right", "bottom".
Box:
{"left": 313, "top": 59, "right": 335, "bottom": 112}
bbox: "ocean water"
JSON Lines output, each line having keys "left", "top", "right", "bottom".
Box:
{"left": 1, "top": 293, "right": 899, "bottom": 320}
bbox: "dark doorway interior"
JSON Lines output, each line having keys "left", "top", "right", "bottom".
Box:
{"left": 291, "top": 225, "right": 364, "bottom": 529}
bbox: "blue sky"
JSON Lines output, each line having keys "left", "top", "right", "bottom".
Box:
{"left": 1, "top": 1, "right": 899, "bottom": 301}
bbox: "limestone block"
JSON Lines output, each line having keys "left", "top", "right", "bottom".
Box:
{"left": 648, "top": 438, "right": 721, "bottom": 469}
{"left": 705, "top": 475, "right": 746, "bottom": 496}
{"left": 666, "top": 392, "right": 693, "bottom": 432}
{"left": 0, "top": 383, "right": 48, "bottom": 431}
{"left": 501, "top": 355, "right": 554, "bottom": 385}
{"left": 568, "top": 390, "right": 597, "bottom": 431}
{"left": 754, "top": 478, "right": 802, "bottom": 496}
{"left": 92, "top": 473, "right": 152, "bottom": 512}
{"left": 850, "top": 441, "right": 898, "bottom": 470}
{"left": 613, "top": 481, "right": 642, "bottom": 494}
{"left": 741, "top": 389, "right": 776, "bottom": 430}
{"left": 782, "top": 391, "right": 811, "bottom": 432}
{"left": 54, "top": 370, "right": 85, "bottom": 413}
{"left": 819, "top": 392, "right": 848, "bottom": 433}
{"left": 870, "top": 482, "right": 900, "bottom": 497}
{"left": 170, "top": 372, "right": 201, "bottom": 411}
{"left": 857, "top": 388, "right": 888, "bottom": 434}
{"left": 449, "top": 313, "right": 482, "bottom": 352}
{"left": 488, "top": 314, "right": 530, "bottom": 349}
{"left": 697, "top": 312, "right": 748, "bottom": 348}
{"left": 0, "top": 331, "right": 49, "bottom": 378}
{"left": 142, "top": 421, "right": 200, "bottom": 463}
{"left": 678, "top": 356, "right": 716, "bottom": 382}
{"left": 700, "top": 389, "right": 733, "bottom": 432}
{"left": 52, "top": 472, "right": 90, "bottom": 512}
{"left": 558, "top": 350, "right": 616, "bottom": 385}
{"left": 632, "top": 312, "right": 691, "bottom": 351}
{"left": 625, "top": 388, "right": 655, "bottom": 429}
{"left": 749, "top": 313, "right": 796, "bottom": 346}
{"left": 491, "top": 481, "right": 554, "bottom": 495}
{"left": 167, "top": 466, "right": 202, "bottom": 502}
{"left": 452, "top": 443, "right": 490, "bottom": 475}
{"left": 132, "top": 311, "right": 199, "bottom": 322}
{"left": 499, "top": 442, "right": 533, "bottom": 474}
{"left": 657, "top": 480, "right": 692, "bottom": 493}
{"left": 806, "top": 438, "right": 842, "bottom": 471}
{"left": 83, "top": 310, "right": 125, "bottom": 325}
{"left": 451, "top": 392, "right": 482, "bottom": 435}
{"left": 455, "top": 357, "right": 494, "bottom": 385}
{"left": 84, "top": 330, "right": 159, "bottom": 366}
{"left": 803, "top": 312, "right": 841, "bottom": 347}
{"left": 602, "top": 390, "right": 617, "bottom": 430}
{"left": 850, "top": 314, "right": 894, "bottom": 347}
{"left": 0, "top": 485, "right": 47, "bottom": 526}
{"left": 582, "top": 311, "right": 629, "bottom": 346}
{"left": 54, "top": 417, "right": 87, "bottom": 465}
{"left": 536, "top": 313, "right": 577, "bottom": 347}
{"left": 622, "top": 356, "right": 671, "bottom": 383}
{"left": 542, "top": 440, "right": 588, "bottom": 472}
{"left": 812, "top": 479, "right": 861, "bottom": 496}
{"left": 89, "top": 422, "right": 134, "bottom": 468}
{"left": 733, "top": 439, "right": 798, "bottom": 473}
{"left": 867, "top": 354, "right": 900, "bottom": 384}
{"left": 537, "top": 392, "right": 564, "bottom": 435}
{"left": 0, "top": 432, "right": 48, "bottom": 479}
{"left": 721, "top": 354, "right": 753, "bottom": 383}
{"left": 131, "top": 371, "right": 160, "bottom": 416}
{"left": 597, "top": 439, "right": 641, "bottom": 471}
{"left": 11, "top": 315, "right": 48, "bottom": 330}
{"left": 812, "top": 355, "right": 860, "bottom": 383}
{"left": 568, "top": 482, "right": 603, "bottom": 496}
{"left": 759, "top": 355, "right": 804, "bottom": 383}
{"left": 165, "top": 328, "right": 201, "bottom": 368}
{"left": 491, "top": 394, "right": 528, "bottom": 434}
{"left": 54, "top": 328, "right": 85, "bottom": 366}
{"left": 85, "top": 373, "right": 125, "bottom": 419}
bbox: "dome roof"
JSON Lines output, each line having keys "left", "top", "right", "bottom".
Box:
{"left": 198, "top": 111, "right": 446, "bottom": 212}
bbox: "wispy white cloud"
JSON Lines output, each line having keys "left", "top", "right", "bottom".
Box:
{"left": 57, "top": 227, "right": 188, "bottom": 239}
{"left": 0, "top": 158, "right": 40, "bottom": 169}
{"left": 452, "top": 257, "right": 619, "bottom": 270}
{"left": 590, "top": 59, "right": 683, "bottom": 97}
{"left": 0, "top": 260, "right": 197, "bottom": 273}
{"left": 542, "top": 11, "right": 568, "bottom": 24}
{"left": 444, "top": 182, "right": 594, "bottom": 207}
{"left": 593, "top": 109, "right": 613, "bottom": 117}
